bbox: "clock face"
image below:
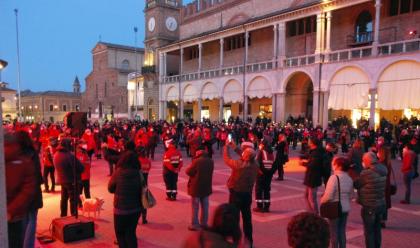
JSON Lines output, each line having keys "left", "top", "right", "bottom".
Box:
{"left": 165, "top": 17, "right": 177, "bottom": 32}
{"left": 148, "top": 17, "right": 156, "bottom": 32}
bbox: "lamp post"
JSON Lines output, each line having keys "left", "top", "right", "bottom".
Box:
{"left": 134, "top": 27, "right": 138, "bottom": 119}
{"left": 14, "top": 9, "right": 22, "bottom": 122}
{"left": 0, "top": 58, "right": 8, "bottom": 247}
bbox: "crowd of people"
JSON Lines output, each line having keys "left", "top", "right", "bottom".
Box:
{"left": 4, "top": 114, "right": 419, "bottom": 248}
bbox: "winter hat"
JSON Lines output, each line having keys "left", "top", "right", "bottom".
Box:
{"left": 241, "top": 141, "right": 254, "bottom": 150}
{"left": 242, "top": 147, "right": 256, "bottom": 161}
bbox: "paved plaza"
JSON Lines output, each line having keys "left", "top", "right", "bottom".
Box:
{"left": 36, "top": 145, "right": 420, "bottom": 248}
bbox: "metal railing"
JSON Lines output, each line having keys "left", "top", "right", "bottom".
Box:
{"left": 327, "top": 46, "right": 373, "bottom": 63}
{"left": 164, "top": 60, "right": 275, "bottom": 83}
{"left": 284, "top": 54, "right": 316, "bottom": 67}
{"left": 163, "top": 38, "right": 420, "bottom": 83}
{"left": 378, "top": 38, "right": 420, "bottom": 56}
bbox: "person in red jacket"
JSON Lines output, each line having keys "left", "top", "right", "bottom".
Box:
{"left": 401, "top": 145, "right": 417, "bottom": 204}
{"left": 138, "top": 147, "right": 152, "bottom": 224}
{"left": 82, "top": 128, "right": 96, "bottom": 162}
{"left": 163, "top": 141, "right": 183, "bottom": 201}
{"left": 77, "top": 141, "right": 91, "bottom": 206}
{"left": 42, "top": 137, "right": 58, "bottom": 192}
{"left": 5, "top": 132, "right": 37, "bottom": 248}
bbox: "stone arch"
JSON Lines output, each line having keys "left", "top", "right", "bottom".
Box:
{"left": 182, "top": 84, "right": 199, "bottom": 102}
{"left": 200, "top": 82, "right": 220, "bottom": 100}
{"left": 282, "top": 70, "right": 315, "bottom": 93}
{"left": 222, "top": 79, "right": 243, "bottom": 103}
{"left": 166, "top": 86, "right": 179, "bottom": 102}
{"left": 246, "top": 75, "right": 273, "bottom": 99}
{"left": 284, "top": 71, "right": 314, "bottom": 118}
{"left": 328, "top": 66, "right": 371, "bottom": 110}
{"left": 377, "top": 60, "right": 420, "bottom": 110}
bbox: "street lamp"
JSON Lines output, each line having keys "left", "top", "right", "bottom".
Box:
{"left": 0, "top": 59, "right": 8, "bottom": 70}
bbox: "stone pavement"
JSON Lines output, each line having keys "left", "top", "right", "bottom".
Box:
{"left": 36, "top": 145, "right": 420, "bottom": 248}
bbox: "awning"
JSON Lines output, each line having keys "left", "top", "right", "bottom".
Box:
{"left": 378, "top": 61, "right": 420, "bottom": 110}
{"left": 223, "top": 80, "right": 243, "bottom": 103}
{"left": 201, "top": 82, "right": 219, "bottom": 100}
{"left": 166, "top": 86, "right": 179, "bottom": 101}
{"left": 183, "top": 85, "right": 198, "bottom": 102}
{"left": 247, "top": 76, "right": 272, "bottom": 98}
{"left": 328, "top": 67, "right": 369, "bottom": 109}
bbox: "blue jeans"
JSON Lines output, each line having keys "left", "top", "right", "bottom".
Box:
{"left": 191, "top": 196, "right": 209, "bottom": 227}
{"left": 361, "top": 206, "right": 385, "bottom": 248}
{"left": 305, "top": 187, "right": 319, "bottom": 214}
{"left": 329, "top": 212, "right": 348, "bottom": 248}
{"left": 22, "top": 209, "right": 38, "bottom": 248}
{"left": 403, "top": 172, "right": 414, "bottom": 202}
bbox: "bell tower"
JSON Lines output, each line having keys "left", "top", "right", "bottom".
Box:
{"left": 142, "top": 0, "right": 181, "bottom": 120}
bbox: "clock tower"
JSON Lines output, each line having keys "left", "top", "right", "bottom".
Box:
{"left": 142, "top": 0, "right": 181, "bottom": 120}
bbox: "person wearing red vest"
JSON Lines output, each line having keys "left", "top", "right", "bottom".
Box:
{"left": 82, "top": 129, "right": 96, "bottom": 162}
{"left": 254, "top": 140, "right": 277, "bottom": 212}
{"left": 138, "top": 147, "right": 152, "bottom": 224}
{"left": 163, "top": 141, "right": 183, "bottom": 201}
{"left": 77, "top": 142, "right": 91, "bottom": 205}
{"left": 42, "top": 137, "right": 58, "bottom": 192}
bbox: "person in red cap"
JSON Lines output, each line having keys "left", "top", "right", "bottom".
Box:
{"left": 163, "top": 140, "right": 183, "bottom": 201}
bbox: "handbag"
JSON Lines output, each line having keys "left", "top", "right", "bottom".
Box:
{"left": 142, "top": 187, "right": 156, "bottom": 209}
{"left": 320, "top": 175, "right": 342, "bottom": 219}
{"left": 390, "top": 165, "right": 397, "bottom": 196}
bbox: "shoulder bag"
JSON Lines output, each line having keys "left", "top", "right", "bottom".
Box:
{"left": 320, "top": 175, "right": 342, "bottom": 219}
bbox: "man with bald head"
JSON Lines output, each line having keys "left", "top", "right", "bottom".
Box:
{"left": 354, "top": 151, "right": 387, "bottom": 248}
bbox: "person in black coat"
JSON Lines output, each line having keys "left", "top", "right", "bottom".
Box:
{"left": 109, "top": 151, "right": 145, "bottom": 248}
{"left": 53, "top": 138, "right": 84, "bottom": 217}
{"left": 300, "top": 138, "right": 324, "bottom": 214}
{"left": 274, "top": 134, "right": 288, "bottom": 181}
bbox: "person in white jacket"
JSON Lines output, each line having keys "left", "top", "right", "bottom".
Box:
{"left": 321, "top": 156, "right": 354, "bottom": 248}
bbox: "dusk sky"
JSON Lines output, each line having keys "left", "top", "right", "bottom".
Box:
{"left": 0, "top": 0, "right": 193, "bottom": 92}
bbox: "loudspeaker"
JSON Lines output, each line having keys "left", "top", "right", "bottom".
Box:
{"left": 51, "top": 216, "right": 95, "bottom": 243}
{"left": 64, "top": 112, "right": 87, "bottom": 137}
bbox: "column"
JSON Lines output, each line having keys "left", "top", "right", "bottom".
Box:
{"left": 369, "top": 88, "right": 377, "bottom": 128}
{"left": 274, "top": 92, "right": 286, "bottom": 123}
{"left": 273, "top": 24, "right": 278, "bottom": 62}
{"left": 163, "top": 52, "right": 168, "bottom": 77}
{"left": 277, "top": 22, "right": 286, "bottom": 67}
{"left": 179, "top": 100, "right": 184, "bottom": 120}
{"left": 197, "top": 98, "right": 202, "bottom": 121}
{"left": 219, "top": 38, "right": 224, "bottom": 68}
{"left": 271, "top": 93, "right": 277, "bottom": 122}
{"left": 312, "top": 90, "right": 320, "bottom": 125}
{"left": 198, "top": 43, "right": 203, "bottom": 72}
{"left": 159, "top": 52, "right": 164, "bottom": 78}
{"left": 180, "top": 48, "right": 184, "bottom": 75}
{"left": 315, "top": 13, "right": 325, "bottom": 55}
{"left": 373, "top": 0, "right": 382, "bottom": 55}
{"left": 325, "top": 12, "right": 332, "bottom": 53}
{"left": 219, "top": 98, "right": 224, "bottom": 120}
{"left": 159, "top": 100, "right": 166, "bottom": 120}
{"left": 243, "top": 96, "right": 249, "bottom": 121}
{"left": 245, "top": 31, "right": 249, "bottom": 64}
{"left": 322, "top": 91, "right": 330, "bottom": 129}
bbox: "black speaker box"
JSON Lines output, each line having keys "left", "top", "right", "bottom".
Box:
{"left": 64, "top": 112, "right": 88, "bottom": 137}
{"left": 51, "top": 216, "right": 95, "bottom": 243}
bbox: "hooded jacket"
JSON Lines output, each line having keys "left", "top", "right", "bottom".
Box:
{"left": 354, "top": 153, "right": 388, "bottom": 208}
{"left": 186, "top": 151, "right": 214, "bottom": 197}
{"left": 223, "top": 145, "right": 258, "bottom": 193}
{"left": 53, "top": 146, "right": 84, "bottom": 184}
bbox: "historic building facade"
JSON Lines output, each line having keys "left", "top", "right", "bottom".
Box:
{"left": 20, "top": 77, "right": 82, "bottom": 122}
{"left": 0, "top": 82, "right": 17, "bottom": 121}
{"left": 157, "top": 0, "right": 420, "bottom": 127}
{"left": 83, "top": 42, "right": 144, "bottom": 119}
